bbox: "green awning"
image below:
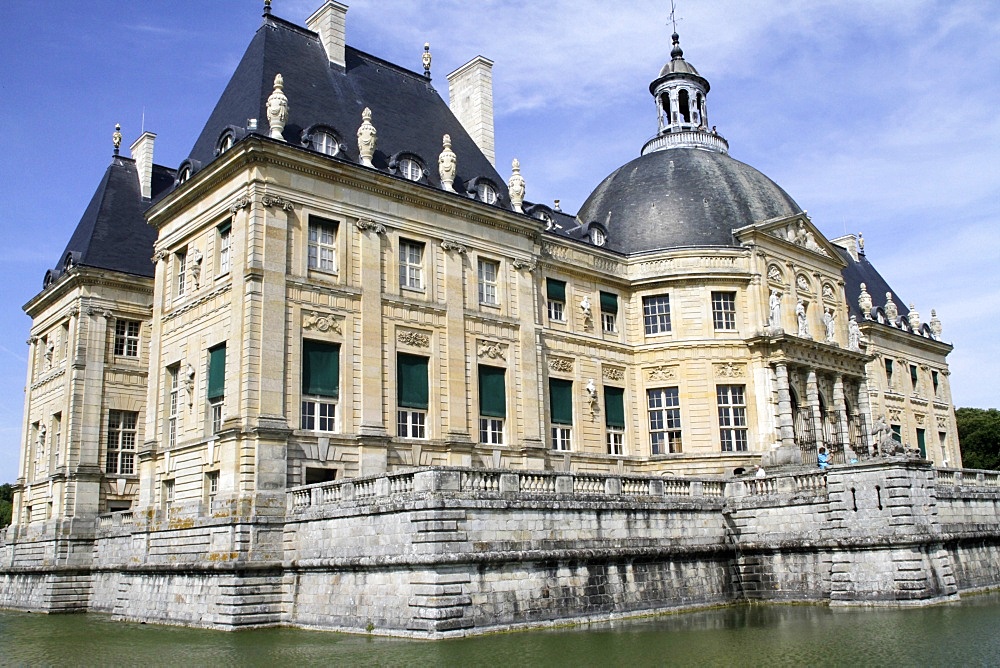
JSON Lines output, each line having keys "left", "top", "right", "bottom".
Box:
{"left": 398, "top": 353, "right": 429, "bottom": 409}
{"left": 207, "top": 344, "right": 226, "bottom": 400}
{"left": 479, "top": 365, "right": 506, "bottom": 418}
{"left": 547, "top": 278, "right": 566, "bottom": 302}
{"left": 549, "top": 378, "right": 573, "bottom": 425}
{"left": 605, "top": 386, "right": 625, "bottom": 428}
{"left": 302, "top": 340, "right": 340, "bottom": 398}
{"left": 600, "top": 291, "right": 618, "bottom": 314}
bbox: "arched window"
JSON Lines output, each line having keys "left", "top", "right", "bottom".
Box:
{"left": 476, "top": 181, "right": 498, "bottom": 205}
{"left": 679, "top": 89, "right": 691, "bottom": 123}
{"left": 217, "top": 132, "right": 234, "bottom": 155}
{"left": 313, "top": 130, "right": 338, "bottom": 156}
{"left": 694, "top": 92, "right": 704, "bottom": 125}
{"left": 589, "top": 226, "right": 606, "bottom": 247}
{"left": 177, "top": 165, "right": 191, "bottom": 184}
{"left": 399, "top": 157, "right": 423, "bottom": 181}
{"left": 662, "top": 93, "right": 673, "bottom": 126}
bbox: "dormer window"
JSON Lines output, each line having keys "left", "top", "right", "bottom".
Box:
{"left": 178, "top": 165, "right": 191, "bottom": 184}
{"left": 589, "top": 226, "right": 607, "bottom": 247}
{"left": 476, "top": 181, "right": 498, "bottom": 205}
{"left": 399, "top": 157, "right": 423, "bottom": 181}
{"left": 217, "top": 132, "right": 234, "bottom": 155}
{"left": 313, "top": 130, "right": 339, "bottom": 156}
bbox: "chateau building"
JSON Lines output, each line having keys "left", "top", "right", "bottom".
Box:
{"left": 13, "top": 1, "right": 959, "bottom": 528}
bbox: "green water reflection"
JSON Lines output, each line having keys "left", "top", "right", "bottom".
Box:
{"left": 2, "top": 593, "right": 999, "bottom": 667}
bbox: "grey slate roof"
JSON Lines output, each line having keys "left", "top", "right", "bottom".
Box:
{"left": 576, "top": 147, "right": 802, "bottom": 255}
{"left": 44, "top": 156, "right": 174, "bottom": 287}
{"left": 837, "top": 246, "right": 910, "bottom": 322}
{"left": 184, "top": 14, "right": 507, "bottom": 202}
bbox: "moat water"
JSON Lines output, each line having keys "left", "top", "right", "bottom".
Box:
{"left": 3, "top": 593, "right": 999, "bottom": 666}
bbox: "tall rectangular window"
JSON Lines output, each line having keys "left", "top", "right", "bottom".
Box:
{"left": 397, "top": 353, "right": 428, "bottom": 438}
{"left": 891, "top": 424, "right": 902, "bottom": 443}
{"left": 600, "top": 291, "right": 618, "bottom": 333}
{"left": 52, "top": 412, "right": 62, "bottom": 469}
{"left": 549, "top": 378, "right": 573, "bottom": 450}
{"left": 60, "top": 322, "right": 70, "bottom": 359}
{"left": 163, "top": 479, "right": 175, "bottom": 509}
{"left": 712, "top": 291, "right": 737, "bottom": 330}
{"left": 399, "top": 239, "right": 424, "bottom": 290}
{"left": 113, "top": 320, "right": 141, "bottom": 357}
{"left": 307, "top": 217, "right": 337, "bottom": 272}
{"left": 206, "top": 471, "right": 219, "bottom": 507}
{"left": 217, "top": 222, "right": 232, "bottom": 275}
{"left": 643, "top": 295, "right": 671, "bottom": 335}
{"left": 301, "top": 340, "right": 340, "bottom": 432}
{"left": 910, "top": 364, "right": 919, "bottom": 392}
{"left": 648, "top": 387, "right": 681, "bottom": 454}
{"left": 207, "top": 344, "right": 226, "bottom": 434}
{"left": 478, "top": 365, "right": 506, "bottom": 445}
{"left": 175, "top": 250, "right": 187, "bottom": 298}
{"left": 547, "top": 278, "right": 566, "bottom": 322}
{"left": 167, "top": 364, "right": 179, "bottom": 448}
{"left": 916, "top": 428, "right": 926, "bottom": 458}
{"left": 717, "top": 385, "right": 748, "bottom": 452}
{"left": 106, "top": 410, "right": 138, "bottom": 475}
{"left": 932, "top": 370, "right": 940, "bottom": 397}
{"left": 884, "top": 358, "right": 893, "bottom": 389}
{"left": 605, "top": 386, "right": 626, "bottom": 455}
{"left": 478, "top": 259, "right": 500, "bottom": 306}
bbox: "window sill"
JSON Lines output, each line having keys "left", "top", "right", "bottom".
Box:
{"left": 401, "top": 285, "right": 426, "bottom": 296}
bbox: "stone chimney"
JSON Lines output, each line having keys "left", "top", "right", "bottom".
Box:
{"left": 448, "top": 56, "right": 495, "bottom": 166}
{"left": 307, "top": 1, "right": 348, "bottom": 68}
{"left": 129, "top": 132, "right": 156, "bottom": 200}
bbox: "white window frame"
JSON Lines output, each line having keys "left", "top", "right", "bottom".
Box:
{"left": 712, "top": 291, "right": 737, "bottom": 331}
{"left": 648, "top": 387, "right": 682, "bottom": 454}
{"left": 106, "top": 410, "right": 137, "bottom": 475}
{"left": 167, "top": 366, "right": 179, "bottom": 448}
{"left": 399, "top": 239, "right": 424, "bottom": 290}
{"left": 606, "top": 426, "right": 624, "bottom": 455}
{"left": 551, "top": 426, "right": 572, "bottom": 451}
{"left": 478, "top": 258, "right": 500, "bottom": 306}
{"left": 52, "top": 413, "right": 61, "bottom": 469}
{"left": 476, "top": 181, "right": 498, "bottom": 204}
{"left": 301, "top": 396, "right": 337, "bottom": 433}
{"left": 308, "top": 219, "right": 337, "bottom": 273}
{"left": 643, "top": 295, "right": 671, "bottom": 335}
{"left": 209, "top": 397, "right": 224, "bottom": 435}
{"left": 218, "top": 225, "right": 231, "bottom": 275}
{"left": 399, "top": 157, "right": 423, "bottom": 181}
{"left": 479, "top": 417, "right": 505, "bottom": 445}
{"left": 717, "top": 384, "right": 749, "bottom": 452}
{"left": 163, "top": 479, "right": 175, "bottom": 508}
{"left": 548, "top": 300, "right": 565, "bottom": 322}
{"left": 175, "top": 251, "right": 187, "bottom": 299}
{"left": 113, "top": 320, "right": 141, "bottom": 358}
{"left": 601, "top": 312, "right": 617, "bottom": 333}
{"left": 313, "top": 130, "right": 339, "bottom": 156}
{"left": 397, "top": 409, "right": 427, "bottom": 439}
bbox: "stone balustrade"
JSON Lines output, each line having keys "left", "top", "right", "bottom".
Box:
{"left": 287, "top": 467, "right": 727, "bottom": 513}
{"left": 935, "top": 467, "right": 1000, "bottom": 491}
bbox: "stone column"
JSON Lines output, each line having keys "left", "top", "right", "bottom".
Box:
{"left": 774, "top": 363, "right": 795, "bottom": 447}
{"left": 856, "top": 376, "right": 874, "bottom": 456}
{"left": 442, "top": 243, "right": 472, "bottom": 445}
{"left": 833, "top": 374, "right": 854, "bottom": 460}
{"left": 806, "top": 369, "right": 824, "bottom": 454}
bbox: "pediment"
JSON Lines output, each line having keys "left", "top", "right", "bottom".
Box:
{"left": 734, "top": 214, "right": 846, "bottom": 267}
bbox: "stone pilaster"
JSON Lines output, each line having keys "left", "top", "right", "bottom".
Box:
{"left": 357, "top": 224, "right": 386, "bottom": 437}
{"left": 442, "top": 244, "right": 471, "bottom": 443}
{"left": 806, "top": 369, "right": 824, "bottom": 453}
{"left": 833, "top": 374, "right": 853, "bottom": 460}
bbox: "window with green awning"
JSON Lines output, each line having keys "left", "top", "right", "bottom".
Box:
{"left": 546, "top": 278, "right": 566, "bottom": 302}
{"left": 605, "top": 386, "right": 625, "bottom": 429}
{"left": 479, "top": 365, "right": 506, "bottom": 418}
{"left": 302, "top": 340, "right": 340, "bottom": 398}
{"left": 600, "top": 291, "right": 618, "bottom": 314}
{"left": 398, "top": 353, "right": 429, "bottom": 409}
{"left": 207, "top": 344, "right": 226, "bottom": 400}
{"left": 549, "top": 378, "right": 573, "bottom": 425}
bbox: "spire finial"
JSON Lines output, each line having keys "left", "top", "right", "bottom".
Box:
{"left": 263, "top": 0, "right": 271, "bottom": 16}
{"left": 668, "top": 0, "right": 683, "bottom": 59}
{"left": 112, "top": 123, "right": 122, "bottom": 155}
{"left": 422, "top": 43, "right": 432, "bottom": 79}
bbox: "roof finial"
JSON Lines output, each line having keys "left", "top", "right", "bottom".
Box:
{"left": 669, "top": 0, "right": 683, "bottom": 60}
{"left": 422, "top": 43, "right": 432, "bottom": 79}
{"left": 112, "top": 123, "right": 122, "bottom": 155}
{"left": 263, "top": 0, "right": 271, "bottom": 16}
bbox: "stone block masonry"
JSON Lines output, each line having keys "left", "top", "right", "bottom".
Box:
{"left": 2, "top": 462, "right": 1000, "bottom": 637}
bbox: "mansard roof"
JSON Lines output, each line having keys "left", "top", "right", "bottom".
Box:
{"left": 837, "top": 246, "right": 910, "bottom": 322}
{"left": 184, "top": 13, "right": 507, "bottom": 202}
{"left": 44, "top": 156, "right": 174, "bottom": 288}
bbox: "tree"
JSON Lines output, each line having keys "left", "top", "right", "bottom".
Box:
{"left": 0, "top": 482, "right": 12, "bottom": 528}
{"left": 956, "top": 408, "right": 1000, "bottom": 471}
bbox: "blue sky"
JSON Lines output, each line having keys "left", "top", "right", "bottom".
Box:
{"left": 0, "top": 1, "right": 997, "bottom": 483}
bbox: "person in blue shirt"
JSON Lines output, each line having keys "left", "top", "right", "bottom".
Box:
{"left": 818, "top": 447, "right": 831, "bottom": 470}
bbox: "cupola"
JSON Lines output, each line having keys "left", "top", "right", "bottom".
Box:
{"left": 643, "top": 32, "right": 728, "bottom": 155}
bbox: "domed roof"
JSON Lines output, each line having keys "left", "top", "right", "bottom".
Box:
{"left": 576, "top": 148, "right": 802, "bottom": 254}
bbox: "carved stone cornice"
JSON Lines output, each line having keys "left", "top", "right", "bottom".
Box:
{"left": 511, "top": 258, "right": 536, "bottom": 272}
{"left": 229, "top": 195, "right": 251, "bottom": 213}
{"left": 355, "top": 218, "right": 387, "bottom": 234}
{"left": 440, "top": 240, "right": 468, "bottom": 254}
{"left": 261, "top": 194, "right": 294, "bottom": 210}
